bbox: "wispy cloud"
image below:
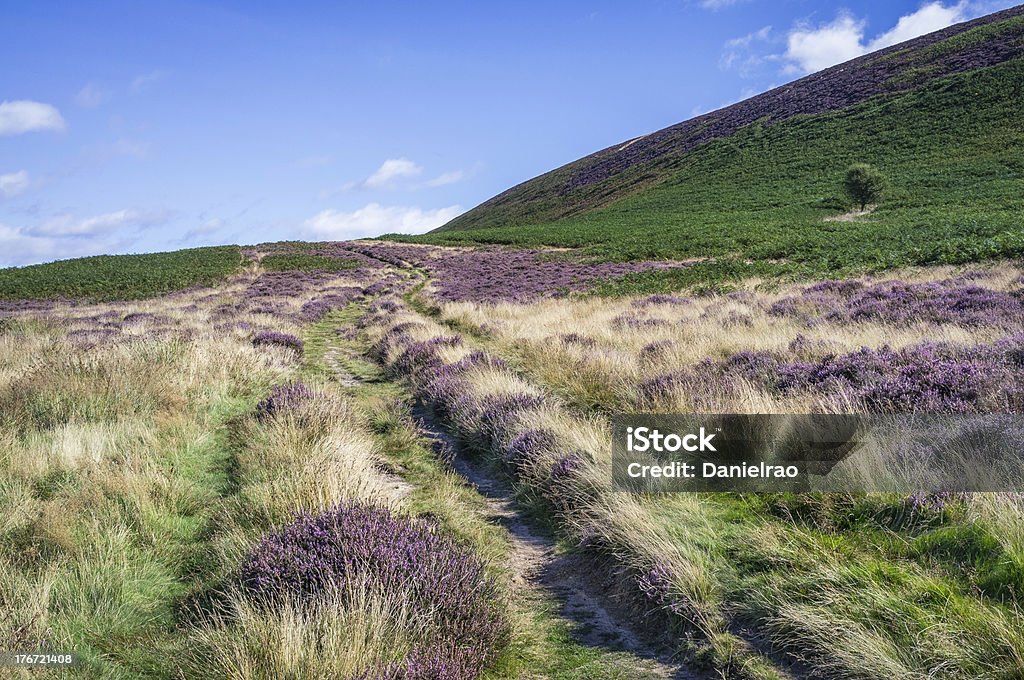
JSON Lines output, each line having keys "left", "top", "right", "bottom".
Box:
{"left": 699, "top": 0, "right": 744, "bottom": 9}
{"left": 363, "top": 158, "right": 423, "bottom": 189}
{"left": 327, "top": 158, "right": 426, "bottom": 195}
{"left": 131, "top": 70, "right": 167, "bottom": 92}
{"left": 178, "top": 217, "right": 227, "bottom": 244}
{"left": 27, "top": 209, "right": 170, "bottom": 237}
{"left": 75, "top": 83, "right": 106, "bottom": 108}
{"left": 425, "top": 170, "right": 465, "bottom": 188}
{"left": 0, "top": 171, "right": 30, "bottom": 200}
{"left": 0, "top": 100, "right": 66, "bottom": 136}
{"left": 720, "top": 25, "right": 775, "bottom": 73}
{"left": 0, "top": 209, "right": 171, "bottom": 267}
{"left": 304, "top": 203, "right": 462, "bottom": 240}
{"left": 783, "top": 2, "right": 968, "bottom": 74}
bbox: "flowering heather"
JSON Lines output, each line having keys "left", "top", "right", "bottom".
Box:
{"left": 639, "top": 339, "right": 676, "bottom": 361}
{"left": 636, "top": 371, "right": 691, "bottom": 406}
{"left": 237, "top": 502, "right": 506, "bottom": 680}
{"left": 366, "top": 298, "right": 401, "bottom": 314}
{"left": 299, "top": 287, "right": 364, "bottom": 322}
{"left": 770, "top": 278, "right": 1024, "bottom": 327}
{"left": 0, "top": 298, "right": 62, "bottom": 316}
{"left": 775, "top": 342, "right": 1003, "bottom": 413}
{"left": 418, "top": 353, "right": 508, "bottom": 422}
{"left": 637, "top": 561, "right": 687, "bottom": 617}
{"left": 391, "top": 336, "right": 463, "bottom": 378}
{"left": 244, "top": 271, "right": 333, "bottom": 299}
{"left": 370, "top": 322, "right": 425, "bottom": 360}
{"left": 636, "top": 336, "right": 1024, "bottom": 414}
{"left": 213, "top": 320, "right": 254, "bottom": 333}
{"left": 549, "top": 453, "right": 583, "bottom": 485}
{"left": 721, "top": 311, "right": 754, "bottom": 328}
{"left": 631, "top": 294, "right": 692, "bottom": 308}
{"left": 612, "top": 312, "right": 669, "bottom": 329}
{"left": 503, "top": 428, "right": 557, "bottom": 469}
{"left": 254, "top": 382, "right": 315, "bottom": 419}
{"left": 559, "top": 333, "right": 597, "bottom": 348}
{"left": 352, "top": 242, "right": 688, "bottom": 303}
{"left": 65, "top": 328, "right": 120, "bottom": 347}
{"left": 478, "top": 393, "right": 545, "bottom": 448}
{"left": 252, "top": 330, "right": 304, "bottom": 354}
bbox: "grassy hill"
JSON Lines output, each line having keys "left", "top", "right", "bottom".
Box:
{"left": 0, "top": 246, "right": 243, "bottom": 302}
{"left": 411, "top": 6, "right": 1024, "bottom": 291}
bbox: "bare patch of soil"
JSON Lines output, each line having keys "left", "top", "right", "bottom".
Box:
{"left": 824, "top": 205, "right": 876, "bottom": 222}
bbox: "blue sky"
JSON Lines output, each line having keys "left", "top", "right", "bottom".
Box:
{"left": 0, "top": 0, "right": 1017, "bottom": 266}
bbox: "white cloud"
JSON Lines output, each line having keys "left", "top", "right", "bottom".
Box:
{"left": 783, "top": 3, "right": 969, "bottom": 74}
{"left": 425, "top": 170, "right": 465, "bottom": 187}
{"left": 785, "top": 13, "right": 868, "bottom": 73}
{"left": 0, "top": 171, "right": 30, "bottom": 199}
{"left": 363, "top": 158, "right": 423, "bottom": 189}
{"left": 75, "top": 83, "right": 105, "bottom": 108}
{"left": 328, "top": 158, "right": 427, "bottom": 195}
{"left": 0, "top": 100, "right": 65, "bottom": 136}
{"left": 868, "top": 2, "right": 967, "bottom": 50}
{"left": 28, "top": 209, "right": 169, "bottom": 237}
{"left": 304, "top": 203, "right": 463, "bottom": 240}
{"left": 700, "top": 0, "right": 742, "bottom": 8}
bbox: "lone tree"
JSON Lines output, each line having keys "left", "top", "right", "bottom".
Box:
{"left": 844, "top": 163, "right": 885, "bottom": 211}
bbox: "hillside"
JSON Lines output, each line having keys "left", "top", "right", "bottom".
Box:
{"left": 0, "top": 246, "right": 243, "bottom": 303}
{"left": 416, "top": 5, "right": 1024, "bottom": 290}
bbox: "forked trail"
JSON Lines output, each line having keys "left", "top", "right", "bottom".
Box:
{"left": 321, "top": 319, "right": 697, "bottom": 679}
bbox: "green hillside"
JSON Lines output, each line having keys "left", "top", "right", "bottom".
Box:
{"left": 411, "top": 7, "right": 1024, "bottom": 290}
{"left": 0, "top": 246, "right": 243, "bottom": 302}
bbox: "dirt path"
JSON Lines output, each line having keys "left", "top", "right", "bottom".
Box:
{"left": 316, "top": 319, "right": 697, "bottom": 678}
{"left": 413, "top": 405, "right": 698, "bottom": 680}
{"left": 322, "top": 347, "right": 364, "bottom": 388}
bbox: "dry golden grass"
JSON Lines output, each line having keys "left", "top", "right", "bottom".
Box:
{"left": 367, "top": 267, "right": 1024, "bottom": 679}
{"left": 438, "top": 263, "right": 1023, "bottom": 417}
{"left": 0, "top": 271, "right": 430, "bottom": 678}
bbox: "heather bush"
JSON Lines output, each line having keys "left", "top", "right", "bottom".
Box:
{"left": 299, "top": 287, "right": 364, "bottom": 322}
{"left": 236, "top": 502, "right": 507, "bottom": 679}
{"left": 770, "top": 277, "right": 1024, "bottom": 327}
{"left": 255, "top": 382, "right": 315, "bottom": 420}
{"left": 252, "top": 330, "right": 304, "bottom": 355}
{"left": 347, "top": 242, "right": 686, "bottom": 303}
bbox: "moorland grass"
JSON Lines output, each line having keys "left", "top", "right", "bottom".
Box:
{"left": 364, "top": 279, "right": 1024, "bottom": 679}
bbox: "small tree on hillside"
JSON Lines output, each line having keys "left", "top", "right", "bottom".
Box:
{"left": 844, "top": 163, "right": 885, "bottom": 211}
